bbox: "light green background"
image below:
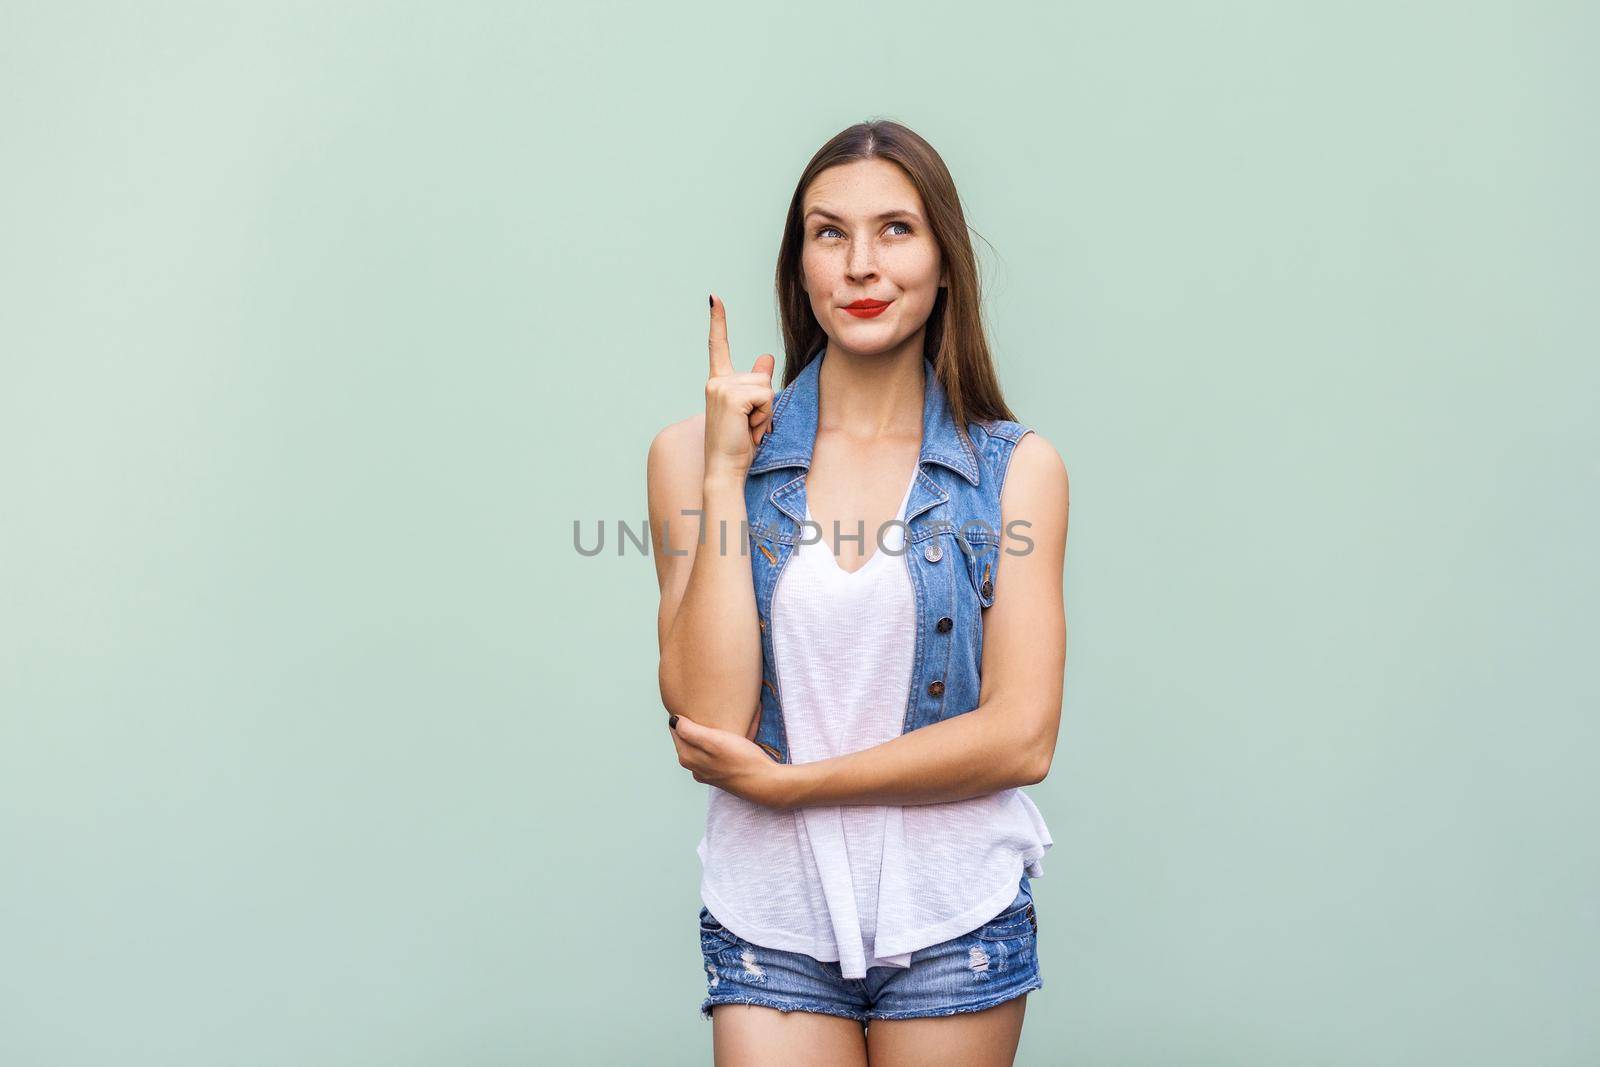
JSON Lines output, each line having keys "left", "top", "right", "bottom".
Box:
{"left": 2, "top": 2, "right": 1595, "bottom": 1064}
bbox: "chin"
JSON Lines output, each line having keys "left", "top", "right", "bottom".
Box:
{"left": 832, "top": 328, "right": 901, "bottom": 356}
{"left": 838, "top": 314, "right": 925, "bottom": 348}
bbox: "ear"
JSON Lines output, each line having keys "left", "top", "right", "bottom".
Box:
{"left": 938, "top": 262, "right": 949, "bottom": 288}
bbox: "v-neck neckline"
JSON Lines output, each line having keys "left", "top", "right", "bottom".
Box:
{"left": 803, "top": 466, "right": 919, "bottom": 579}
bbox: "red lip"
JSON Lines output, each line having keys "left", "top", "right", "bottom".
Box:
{"left": 843, "top": 298, "right": 892, "bottom": 318}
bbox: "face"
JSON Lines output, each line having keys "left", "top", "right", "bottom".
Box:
{"left": 799, "top": 158, "right": 947, "bottom": 357}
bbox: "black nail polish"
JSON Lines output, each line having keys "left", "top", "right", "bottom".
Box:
{"left": 669, "top": 714, "right": 679, "bottom": 730}
{"left": 708, "top": 295, "right": 713, "bottom": 308}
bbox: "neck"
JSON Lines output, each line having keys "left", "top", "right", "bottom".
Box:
{"left": 818, "top": 329, "right": 927, "bottom": 440}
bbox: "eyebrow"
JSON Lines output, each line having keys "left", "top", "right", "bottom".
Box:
{"left": 803, "top": 207, "right": 923, "bottom": 225}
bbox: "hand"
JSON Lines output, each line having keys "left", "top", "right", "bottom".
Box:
{"left": 703, "top": 294, "right": 776, "bottom": 480}
{"left": 668, "top": 712, "right": 793, "bottom": 809}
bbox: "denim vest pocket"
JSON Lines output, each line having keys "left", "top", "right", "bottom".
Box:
{"left": 962, "top": 536, "right": 1000, "bottom": 610}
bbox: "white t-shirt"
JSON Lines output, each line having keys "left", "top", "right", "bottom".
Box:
{"left": 697, "top": 468, "right": 1053, "bottom": 979}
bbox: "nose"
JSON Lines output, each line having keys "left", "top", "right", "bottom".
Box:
{"left": 845, "top": 238, "right": 878, "bottom": 284}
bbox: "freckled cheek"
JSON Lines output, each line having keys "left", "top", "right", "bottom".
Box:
{"left": 800, "top": 254, "right": 837, "bottom": 309}
{"left": 880, "top": 247, "right": 942, "bottom": 290}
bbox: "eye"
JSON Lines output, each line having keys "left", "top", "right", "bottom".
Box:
{"left": 815, "top": 225, "right": 843, "bottom": 239}
{"left": 886, "top": 220, "right": 913, "bottom": 236}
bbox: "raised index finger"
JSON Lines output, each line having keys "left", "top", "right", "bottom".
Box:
{"left": 708, "top": 294, "right": 735, "bottom": 378}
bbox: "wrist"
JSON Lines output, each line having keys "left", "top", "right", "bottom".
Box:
{"left": 775, "top": 760, "right": 813, "bottom": 809}
{"left": 702, "top": 466, "right": 747, "bottom": 493}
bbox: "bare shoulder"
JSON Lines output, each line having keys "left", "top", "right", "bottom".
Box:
{"left": 998, "top": 430, "right": 1069, "bottom": 563}
{"left": 647, "top": 412, "right": 707, "bottom": 506}
{"left": 1004, "top": 430, "right": 1070, "bottom": 512}
{"left": 648, "top": 412, "right": 705, "bottom": 477}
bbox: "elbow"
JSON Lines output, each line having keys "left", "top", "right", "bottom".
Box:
{"left": 1018, "top": 750, "right": 1051, "bottom": 787}
{"left": 659, "top": 659, "right": 757, "bottom": 734}
{"left": 658, "top": 656, "right": 688, "bottom": 718}
{"left": 1016, "top": 712, "right": 1058, "bottom": 786}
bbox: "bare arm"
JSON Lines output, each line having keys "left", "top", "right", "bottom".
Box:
{"left": 648, "top": 297, "right": 778, "bottom": 738}
{"left": 780, "top": 431, "right": 1070, "bottom": 806}
{"left": 647, "top": 415, "right": 764, "bottom": 737}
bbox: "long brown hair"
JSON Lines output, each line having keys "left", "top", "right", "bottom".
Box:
{"left": 774, "top": 119, "right": 1017, "bottom": 428}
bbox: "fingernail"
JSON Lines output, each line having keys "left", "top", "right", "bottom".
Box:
{"left": 669, "top": 714, "right": 679, "bottom": 730}
{"left": 708, "top": 294, "right": 714, "bottom": 308}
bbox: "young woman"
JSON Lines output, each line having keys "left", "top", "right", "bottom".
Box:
{"left": 647, "top": 120, "right": 1069, "bottom": 1067}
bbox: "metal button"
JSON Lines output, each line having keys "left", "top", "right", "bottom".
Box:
{"left": 927, "top": 679, "right": 945, "bottom": 697}
{"left": 936, "top": 616, "right": 953, "bottom": 633}
{"left": 981, "top": 580, "right": 994, "bottom": 597}
{"left": 924, "top": 541, "right": 942, "bottom": 563}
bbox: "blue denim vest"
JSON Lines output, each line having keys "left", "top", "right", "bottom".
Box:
{"left": 742, "top": 347, "right": 1032, "bottom": 764}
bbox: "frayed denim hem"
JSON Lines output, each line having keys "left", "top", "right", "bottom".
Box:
{"left": 700, "top": 995, "right": 869, "bottom": 1024}
{"left": 865, "top": 980, "right": 1042, "bottom": 1021}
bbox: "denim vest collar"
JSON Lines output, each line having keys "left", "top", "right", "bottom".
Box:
{"left": 748, "top": 348, "right": 982, "bottom": 532}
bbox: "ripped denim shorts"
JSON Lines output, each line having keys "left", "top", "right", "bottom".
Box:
{"left": 699, "top": 875, "right": 1040, "bottom": 1023}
